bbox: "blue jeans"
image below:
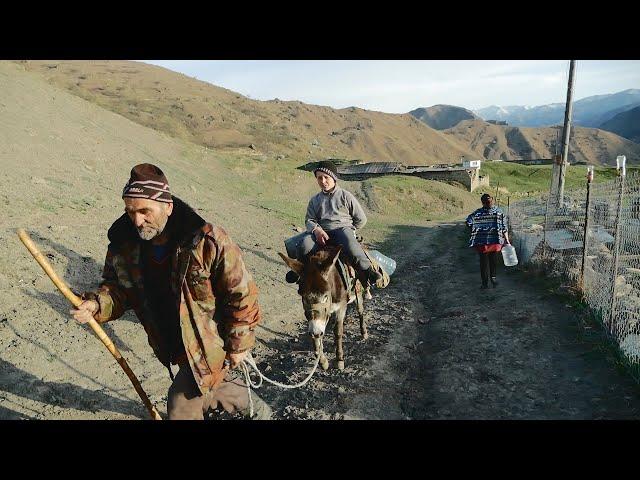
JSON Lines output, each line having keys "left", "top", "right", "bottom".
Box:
{"left": 297, "top": 227, "right": 372, "bottom": 271}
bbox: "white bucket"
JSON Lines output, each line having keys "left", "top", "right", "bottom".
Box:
{"left": 501, "top": 244, "right": 518, "bottom": 267}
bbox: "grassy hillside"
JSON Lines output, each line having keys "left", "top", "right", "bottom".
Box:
{"left": 480, "top": 161, "right": 629, "bottom": 197}
{"left": 14, "top": 60, "right": 477, "bottom": 166}
{"left": 362, "top": 176, "right": 478, "bottom": 221}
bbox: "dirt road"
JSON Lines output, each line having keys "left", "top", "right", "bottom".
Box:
{"left": 256, "top": 221, "right": 640, "bottom": 420}
{"left": 3, "top": 220, "right": 640, "bottom": 420}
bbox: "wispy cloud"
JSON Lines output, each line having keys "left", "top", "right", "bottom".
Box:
{"left": 141, "top": 60, "right": 640, "bottom": 113}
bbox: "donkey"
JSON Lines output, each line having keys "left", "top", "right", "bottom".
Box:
{"left": 279, "top": 245, "right": 368, "bottom": 371}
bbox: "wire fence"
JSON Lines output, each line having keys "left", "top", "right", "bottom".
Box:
{"left": 508, "top": 171, "right": 640, "bottom": 381}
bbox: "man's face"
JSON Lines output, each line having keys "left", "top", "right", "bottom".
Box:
{"left": 482, "top": 196, "right": 494, "bottom": 208}
{"left": 315, "top": 172, "right": 336, "bottom": 192}
{"left": 124, "top": 197, "right": 173, "bottom": 241}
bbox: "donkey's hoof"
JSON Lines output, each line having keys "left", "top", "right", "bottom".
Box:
{"left": 337, "top": 360, "right": 345, "bottom": 370}
{"left": 320, "top": 357, "right": 329, "bottom": 370}
{"left": 361, "top": 332, "right": 369, "bottom": 341}
{"left": 365, "top": 289, "right": 373, "bottom": 300}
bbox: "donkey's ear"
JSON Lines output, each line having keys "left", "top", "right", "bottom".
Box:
{"left": 326, "top": 245, "right": 342, "bottom": 268}
{"left": 278, "top": 252, "right": 304, "bottom": 276}
{"left": 319, "top": 246, "right": 342, "bottom": 277}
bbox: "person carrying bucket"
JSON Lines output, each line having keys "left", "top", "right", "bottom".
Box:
{"left": 466, "top": 193, "right": 511, "bottom": 289}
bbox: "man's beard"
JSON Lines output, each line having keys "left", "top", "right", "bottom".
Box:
{"left": 137, "top": 216, "right": 169, "bottom": 241}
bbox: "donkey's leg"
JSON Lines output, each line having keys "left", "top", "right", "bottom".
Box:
{"left": 313, "top": 336, "right": 329, "bottom": 371}
{"left": 355, "top": 282, "right": 368, "bottom": 340}
{"left": 334, "top": 306, "right": 347, "bottom": 370}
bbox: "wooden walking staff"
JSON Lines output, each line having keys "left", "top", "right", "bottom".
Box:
{"left": 17, "top": 229, "right": 163, "bottom": 420}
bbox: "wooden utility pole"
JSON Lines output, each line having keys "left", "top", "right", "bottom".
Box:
{"left": 557, "top": 60, "right": 577, "bottom": 207}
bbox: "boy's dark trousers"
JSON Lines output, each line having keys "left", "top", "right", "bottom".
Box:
{"left": 479, "top": 251, "right": 498, "bottom": 286}
{"left": 297, "top": 227, "right": 372, "bottom": 271}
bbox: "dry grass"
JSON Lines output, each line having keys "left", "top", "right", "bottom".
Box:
{"left": 16, "top": 60, "right": 476, "bottom": 166}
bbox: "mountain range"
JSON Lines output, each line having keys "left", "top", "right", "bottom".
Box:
{"left": 473, "top": 89, "right": 640, "bottom": 132}
{"left": 598, "top": 106, "right": 640, "bottom": 143}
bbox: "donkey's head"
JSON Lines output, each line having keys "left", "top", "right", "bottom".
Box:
{"left": 279, "top": 246, "right": 343, "bottom": 338}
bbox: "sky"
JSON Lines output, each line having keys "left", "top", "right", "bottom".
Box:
{"left": 141, "top": 60, "right": 640, "bottom": 114}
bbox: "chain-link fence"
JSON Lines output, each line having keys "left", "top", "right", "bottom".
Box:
{"left": 509, "top": 172, "right": 640, "bottom": 380}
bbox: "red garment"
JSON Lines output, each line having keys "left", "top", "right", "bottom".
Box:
{"left": 475, "top": 244, "right": 503, "bottom": 254}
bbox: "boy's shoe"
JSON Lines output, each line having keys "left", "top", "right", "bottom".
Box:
{"left": 481, "top": 283, "right": 489, "bottom": 289}
{"left": 490, "top": 277, "right": 498, "bottom": 288}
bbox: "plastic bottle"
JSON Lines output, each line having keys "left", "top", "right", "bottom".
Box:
{"left": 501, "top": 244, "right": 518, "bottom": 267}
{"left": 368, "top": 250, "right": 397, "bottom": 276}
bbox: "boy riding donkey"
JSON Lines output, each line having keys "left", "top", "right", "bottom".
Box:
{"left": 285, "top": 161, "right": 383, "bottom": 286}
{"left": 280, "top": 160, "right": 387, "bottom": 370}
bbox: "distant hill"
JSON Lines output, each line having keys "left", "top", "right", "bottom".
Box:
{"left": 443, "top": 119, "right": 640, "bottom": 165}
{"left": 409, "top": 104, "right": 478, "bottom": 130}
{"left": 14, "top": 60, "right": 477, "bottom": 166}
{"left": 598, "top": 106, "right": 640, "bottom": 143}
{"left": 13, "top": 61, "right": 638, "bottom": 168}
{"left": 475, "top": 104, "right": 565, "bottom": 127}
{"left": 475, "top": 89, "right": 640, "bottom": 127}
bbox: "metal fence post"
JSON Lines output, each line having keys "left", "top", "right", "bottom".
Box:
{"left": 543, "top": 154, "right": 563, "bottom": 260}
{"left": 609, "top": 156, "right": 627, "bottom": 331}
{"left": 580, "top": 166, "right": 594, "bottom": 293}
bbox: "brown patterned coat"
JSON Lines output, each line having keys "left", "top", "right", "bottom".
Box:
{"left": 85, "top": 197, "right": 261, "bottom": 394}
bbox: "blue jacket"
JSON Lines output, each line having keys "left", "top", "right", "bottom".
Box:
{"left": 466, "top": 206, "right": 508, "bottom": 247}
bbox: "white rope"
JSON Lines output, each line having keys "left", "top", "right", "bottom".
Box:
{"left": 239, "top": 340, "right": 323, "bottom": 418}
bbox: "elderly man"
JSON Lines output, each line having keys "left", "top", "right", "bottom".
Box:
{"left": 70, "top": 163, "right": 272, "bottom": 420}
{"left": 466, "top": 193, "right": 510, "bottom": 289}
{"left": 285, "top": 160, "right": 382, "bottom": 285}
